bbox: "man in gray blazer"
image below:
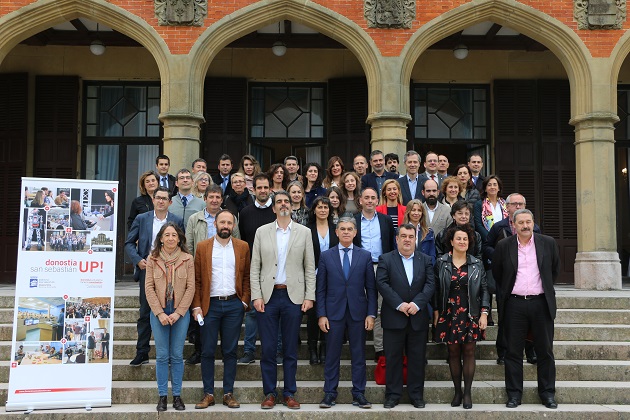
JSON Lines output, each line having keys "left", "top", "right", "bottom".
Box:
{"left": 250, "top": 191, "right": 316, "bottom": 410}
{"left": 421, "top": 179, "right": 452, "bottom": 236}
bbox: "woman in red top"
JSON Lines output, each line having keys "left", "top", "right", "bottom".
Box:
{"left": 375, "top": 179, "right": 405, "bottom": 230}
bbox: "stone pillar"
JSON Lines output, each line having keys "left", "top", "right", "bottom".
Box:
{"left": 366, "top": 57, "right": 411, "bottom": 161}
{"left": 159, "top": 55, "right": 205, "bottom": 171}
{"left": 570, "top": 112, "right": 621, "bottom": 290}
{"left": 160, "top": 112, "right": 205, "bottom": 172}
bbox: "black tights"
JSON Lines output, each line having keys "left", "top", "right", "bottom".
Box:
{"left": 448, "top": 342, "right": 476, "bottom": 404}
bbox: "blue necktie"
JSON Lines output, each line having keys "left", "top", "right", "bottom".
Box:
{"left": 222, "top": 177, "right": 228, "bottom": 193}
{"left": 181, "top": 196, "right": 188, "bottom": 207}
{"left": 161, "top": 177, "right": 167, "bottom": 187}
{"left": 342, "top": 248, "right": 350, "bottom": 280}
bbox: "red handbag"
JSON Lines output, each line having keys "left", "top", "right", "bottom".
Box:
{"left": 374, "top": 355, "right": 407, "bottom": 385}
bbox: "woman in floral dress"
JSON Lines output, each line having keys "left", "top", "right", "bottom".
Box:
{"left": 433, "top": 224, "right": 489, "bottom": 409}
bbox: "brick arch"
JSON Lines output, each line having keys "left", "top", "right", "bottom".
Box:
{"left": 0, "top": 0, "right": 170, "bottom": 83}
{"left": 187, "top": 0, "right": 382, "bottom": 116}
{"left": 399, "top": 0, "right": 593, "bottom": 117}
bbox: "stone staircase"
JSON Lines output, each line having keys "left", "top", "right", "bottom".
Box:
{"left": 1, "top": 283, "right": 630, "bottom": 418}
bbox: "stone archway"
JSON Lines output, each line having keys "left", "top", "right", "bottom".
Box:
{"left": 186, "top": 0, "right": 382, "bottom": 117}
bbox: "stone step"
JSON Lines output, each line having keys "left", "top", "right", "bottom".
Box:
{"left": 0, "top": 380, "right": 618, "bottom": 406}
{"left": 112, "top": 306, "right": 630, "bottom": 325}
{"left": 101, "top": 322, "right": 630, "bottom": 342}
{"left": 1, "top": 403, "right": 630, "bottom": 418}
{"left": 109, "top": 359, "right": 630, "bottom": 382}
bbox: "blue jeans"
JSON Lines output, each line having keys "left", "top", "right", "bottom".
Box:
{"left": 244, "top": 301, "right": 283, "bottom": 355}
{"left": 200, "top": 298, "right": 244, "bottom": 395}
{"left": 149, "top": 303, "right": 190, "bottom": 397}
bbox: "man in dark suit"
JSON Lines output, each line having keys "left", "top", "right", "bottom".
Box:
{"left": 360, "top": 150, "right": 398, "bottom": 198}
{"left": 125, "top": 186, "right": 184, "bottom": 366}
{"left": 353, "top": 187, "right": 395, "bottom": 361}
{"left": 468, "top": 154, "right": 485, "bottom": 192}
{"left": 211, "top": 154, "right": 234, "bottom": 196}
{"left": 483, "top": 193, "right": 540, "bottom": 365}
{"left": 492, "top": 209, "right": 560, "bottom": 410}
{"left": 376, "top": 223, "right": 435, "bottom": 409}
{"left": 316, "top": 217, "right": 377, "bottom": 409}
{"left": 399, "top": 150, "right": 423, "bottom": 205}
{"left": 155, "top": 154, "right": 177, "bottom": 196}
{"left": 417, "top": 151, "right": 445, "bottom": 189}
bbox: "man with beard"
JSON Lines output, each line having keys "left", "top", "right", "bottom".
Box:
{"left": 361, "top": 150, "right": 398, "bottom": 198}
{"left": 250, "top": 191, "right": 315, "bottom": 409}
{"left": 185, "top": 184, "right": 241, "bottom": 365}
{"left": 192, "top": 210, "right": 251, "bottom": 409}
{"left": 384, "top": 153, "right": 400, "bottom": 175}
{"left": 421, "top": 179, "right": 452, "bottom": 236}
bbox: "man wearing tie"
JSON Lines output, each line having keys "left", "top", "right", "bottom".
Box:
{"left": 169, "top": 169, "right": 205, "bottom": 227}
{"left": 211, "top": 154, "right": 234, "bottom": 196}
{"left": 155, "top": 154, "right": 177, "bottom": 196}
{"left": 376, "top": 223, "right": 435, "bottom": 409}
{"left": 316, "top": 217, "right": 377, "bottom": 409}
{"left": 250, "top": 191, "right": 316, "bottom": 410}
{"left": 417, "top": 151, "right": 445, "bottom": 189}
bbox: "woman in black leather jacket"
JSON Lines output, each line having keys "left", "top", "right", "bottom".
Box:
{"left": 433, "top": 224, "right": 489, "bottom": 410}
{"left": 127, "top": 171, "right": 158, "bottom": 230}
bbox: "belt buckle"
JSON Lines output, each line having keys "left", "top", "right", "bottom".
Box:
{"left": 218, "top": 296, "right": 228, "bottom": 301}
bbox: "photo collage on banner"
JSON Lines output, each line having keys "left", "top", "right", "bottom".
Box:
{"left": 7, "top": 178, "right": 118, "bottom": 412}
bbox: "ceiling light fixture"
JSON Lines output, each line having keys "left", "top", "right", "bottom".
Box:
{"left": 453, "top": 44, "right": 468, "bottom": 60}
{"left": 90, "top": 22, "right": 106, "bottom": 56}
{"left": 272, "top": 21, "right": 286, "bottom": 57}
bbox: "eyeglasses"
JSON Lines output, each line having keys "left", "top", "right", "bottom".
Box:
{"left": 154, "top": 196, "right": 170, "bottom": 202}
{"left": 198, "top": 179, "right": 210, "bottom": 183}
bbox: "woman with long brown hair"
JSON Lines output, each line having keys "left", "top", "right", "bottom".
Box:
{"left": 128, "top": 170, "right": 159, "bottom": 230}
{"left": 145, "top": 222, "right": 195, "bottom": 412}
{"left": 322, "top": 156, "right": 345, "bottom": 189}
{"left": 238, "top": 154, "right": 262, "bottom": 194}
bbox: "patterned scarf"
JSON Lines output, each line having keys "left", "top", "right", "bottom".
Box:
{"left": 481, "top": 197, "right": 508, "bottom": 231}
{"left": 159, "top": 248, "right": 181, "bottom": 305}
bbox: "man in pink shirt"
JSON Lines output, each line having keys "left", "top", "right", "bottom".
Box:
{"left": 492, "top": 209, "right": 560, "bottom": 410}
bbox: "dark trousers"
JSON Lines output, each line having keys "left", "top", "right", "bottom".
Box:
{"left": 137, "top": 270, "right": 151, "bottom": 356}
{"left": 306, "top": 304, "right": 325, "bottom": 346}
{"left": 504, "top": 296, "right": 556, "bottom": 400}
{"left": 324, "top": 308, "right": 366, "bottom": 397}
{"left": 257, "top": 288, "right": 302, "bottom": 397}
{"left": 383, "top": 324, "right": 427, "bottom": 401}
{"left": 200, "top": 298, "right": 245, "bottom": 395}
{"left": 497, "top": 290, "right": 536, "bottom": 359}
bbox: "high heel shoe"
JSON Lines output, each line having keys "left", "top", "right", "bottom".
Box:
{"left": 463, "top": 392, "right": 472, "bottom": 409}
{"left": 451, "top": 389, "right": 462, "bottom": 407}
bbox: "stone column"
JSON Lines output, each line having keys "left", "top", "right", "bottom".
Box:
{"left": 366, "top": 57, "right": 411, "bottom": 161}
{"left": 570, "top": 111, "right": 621, "bottom": 290}
{"left": 159, "top": 55, "right": 205, "bottom": 171}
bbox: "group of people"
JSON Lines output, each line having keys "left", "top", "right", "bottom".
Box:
{"left": 124, "top": 150, "right": 561, "bottom": 412}
{"left": 48, "top": 232, "right": 87, "bottom": 252}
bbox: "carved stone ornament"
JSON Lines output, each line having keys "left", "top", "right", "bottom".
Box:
{"left": 155, "top": 0, "right": 207, "bottom": 26}
{"left": 364, "top": 0, "right": 415, "bottom": 29}
{"left": 574, "top": 0, "right": 626, "bottom": 29}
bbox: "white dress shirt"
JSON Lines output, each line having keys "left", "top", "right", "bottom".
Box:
{"left": 275, "top": 220, "right": 292, "bottom": 285}
{"left": 210, "top": 237, "right": 237, "bottom": 297}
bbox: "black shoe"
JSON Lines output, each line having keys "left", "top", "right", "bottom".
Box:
{"left": 173, "top": 395, "right": 185, "bottom": 411}
{"left": 185, "top": 351, "right": 201, "bottom": 365}
{"left": 374, "top": 350, "right": 384, "bottom": 363}
{"left": 506, "top": 397, "right": 522, "bottom": 408}
{"left": 463, "top": 392, "right": 472, "bottom": 409}
{"left": 276, "top": 353, "right": 283, "bottom": 366}
{"left": 542, "top": 398, "right": 558, "bottom": 409}
{"left": 237, "top": 352, "right": 255, "bottom": 365}
{"left": 130, "top": 353, "right": 149, "bottom": 366}
{"left": 527, "top": 355, "right": 538, "bottom": 364}
{"left": 451, "top": 390, "right": 462, "bottom": 407}
{"left": 318, "top": 342, "right": 326, "bottom": 364}
{"left": 319, "top": 393, "right": 336, "bottom": 408}
{"left": 497, "top": 357, "right": 505, "bottom": 365}
{"left": 353, "top": 393, "right": 372, "bottom": 409}
{"left": 411, "top": 398, "right": 425, "bottom": 408}
{"left": 157, "top": 396, "right": 167, "bottom": 412}
{"left": 309, "top": 348, "right": 319, "bottom": 365}
{"left": 383, "top": 398, "right": 399, "bottom": 409}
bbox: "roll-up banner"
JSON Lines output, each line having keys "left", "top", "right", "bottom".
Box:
{"left": 6, "top": 178, "right": 118, "bottom": 412}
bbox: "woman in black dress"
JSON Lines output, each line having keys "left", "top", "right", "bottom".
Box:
{"left": 433, "top": 224, "right": 489, "bottom": 409}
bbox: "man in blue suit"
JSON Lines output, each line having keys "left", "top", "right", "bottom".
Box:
{"left": 125, "top": 186, "right": 184, "bottom": 366}
{"left": 360, "top": 150, "right": 398, "bottom": 198}
{"left": 316, "top": 217, "right": 378, "bottom": 409}
{"left": 377, "top": 223, "right": 435, "bottom": 409}
{"left": 399, "top": 150, "right": 423, "bottom": 205}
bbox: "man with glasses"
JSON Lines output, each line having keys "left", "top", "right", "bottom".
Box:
{"left": 170, "top": 169, "right": 205, "bottom": 227}
{"left": 125, "top": 187, "right": 184, "bottom": 366}
{"left": 483, "top": 193, "right": 541, "bottom": 365}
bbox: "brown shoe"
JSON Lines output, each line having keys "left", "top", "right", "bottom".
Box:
{"left": 283, "top": 395, "right": 301, "bottom": 409}
{"left": 223, "top": 393, "right": 240, "bottom": 408}
{"left": 195, "top": 393, "right": 215, "bottom": 409}
{"left": 261, "top": 393, "right": 276, "bottom": 409}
